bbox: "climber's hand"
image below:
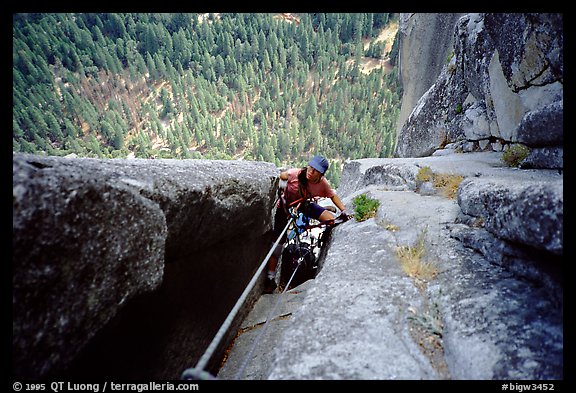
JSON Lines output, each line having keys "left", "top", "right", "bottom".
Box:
{"left": 338, "top": 209, "right": 352, "bottom": 222}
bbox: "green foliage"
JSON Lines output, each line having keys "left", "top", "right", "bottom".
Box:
{"left": 416, "top": 166, "right": 434, "bottom": 182}
{"left": 502, "top": 144, "right": 530, "bottom": 167}
{"left": 13, "top": 13, "right": 402, "bottom": 185}
{"left": 455, "top": 103, "right": 462, "bottom": 114}
{"left": 352, "top": 193, "right": 380, "bottom": 222}
{"left": 407, "top": 299, "right": 443, "bottom": 337}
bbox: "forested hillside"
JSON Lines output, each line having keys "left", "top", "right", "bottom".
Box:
{"left": 13, "top": 13, "right": 401, "bottom": 186}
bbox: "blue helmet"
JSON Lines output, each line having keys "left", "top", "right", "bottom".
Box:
{"left": 308, "top": 155, "right": 329, "bottom": 175}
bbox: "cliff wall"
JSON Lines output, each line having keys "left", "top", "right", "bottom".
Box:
{"left": 395, "top": 13, "right": 563, "bottom": 171}
{"left": 395, "top": 13, "right": 465, "bottom": 141}
{"left": 12, "top": 153, "right": 278, "bottom": 379}
{"left": 12, "top": 12, "right": 564, "bottom": 381}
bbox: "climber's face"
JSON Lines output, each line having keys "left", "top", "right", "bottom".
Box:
{"left": 306, "top": 165, "right": 322, "bottom": 183}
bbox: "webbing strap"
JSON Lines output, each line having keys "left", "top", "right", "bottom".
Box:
{"left": 288, "top": 196, "right": 305, "bottom": 208}
{"left": 181, "top": 215, "right": 295, "bottom": 380}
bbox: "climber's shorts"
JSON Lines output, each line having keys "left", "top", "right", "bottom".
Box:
{"left": 299, "top": 201, "right": 325, "bottom": 221}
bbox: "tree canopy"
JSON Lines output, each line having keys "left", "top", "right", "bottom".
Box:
{"left": 13, "top": 13, "right": 402, "bottom": 187}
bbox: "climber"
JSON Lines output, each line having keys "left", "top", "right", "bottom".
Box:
{"left": 264, "top": 154, "right": 350, "bottom": 294}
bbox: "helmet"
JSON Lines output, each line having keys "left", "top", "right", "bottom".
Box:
{"left": 308, "top": 155, "right": 329, "bottom": 175}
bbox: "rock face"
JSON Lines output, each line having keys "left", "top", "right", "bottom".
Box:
{"left": 395, "top": 13, "right": 563, "bottom": 170}
{"left": 12, "top": 152, "right": 278, "bottom": 379}
{"left": 395, "top": 13, "right": 465, "bottom": 139}
{"left": 267, "top": 152, "right": 562, "bottom": 380}
{"left": 12, "top": 12, "right": 564, "bottom": 381}
{"left": 457, "top": 178, "right": 562, "bottom": 256}
{"left": 217, "top": 13, "right": 564, "bottom": 380}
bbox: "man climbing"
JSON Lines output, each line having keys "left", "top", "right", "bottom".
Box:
{"left": 264, "top": 154, "right": 350, "bottom": 294}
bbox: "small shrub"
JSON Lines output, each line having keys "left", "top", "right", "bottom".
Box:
{"left": 502, "top": 144, "right": 530, "bottom": 167}
{"left": 352, "top": 193, "right": 380, "bottom": 222}
{"left": 416, "top": 166, "right": 434, "bottom": 182}
{"left": 408, "top": 300, "right": 443, "bottom": 338}
{"left": 455, "top": 103, "right": 462, "bottom": 114}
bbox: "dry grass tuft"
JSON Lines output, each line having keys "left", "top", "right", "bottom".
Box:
{"left": 395, "top": 229, "right": 438, "bottom": 282}
{"left": 416, "top": 166, "right": 463, "bottom": 199}
{"left": 433, "top": 173, "right": 464, "bottom": 199}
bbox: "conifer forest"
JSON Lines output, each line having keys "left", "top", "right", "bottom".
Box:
{"left": 13, "top": 13, "right": 402, "bottom": 186}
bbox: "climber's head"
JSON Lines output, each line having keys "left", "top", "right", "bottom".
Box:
{"left": 306, "top": 155, "right": 329, "bottom": 183}
{"left": 308, "top": 155, "right": 329, "bottom": 175}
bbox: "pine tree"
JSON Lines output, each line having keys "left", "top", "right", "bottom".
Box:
{"left": 12, "top": 12, "right": 402, "bottom": 179}
{"left": 144, "top": 24, "right": 159, "bottom": 54}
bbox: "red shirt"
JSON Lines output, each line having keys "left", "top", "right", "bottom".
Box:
{"left": 282, "top": 168, "right": 335, "bottom": 206}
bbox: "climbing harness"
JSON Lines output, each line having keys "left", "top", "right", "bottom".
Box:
{"left": 181, "top": 196, "right": 351, "bottom": 380}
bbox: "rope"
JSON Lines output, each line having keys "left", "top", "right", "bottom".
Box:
{"left": 233, "top": 203, "right": 338, "bottom": 379}
{"left": 181, "top": 197, "right": 349, "bottom": 380}
{"left": 181, "top": 214, "right": 295, "bottom": 380}
{"left": 232, "top": 247, "right": 305, "bottom": 380}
